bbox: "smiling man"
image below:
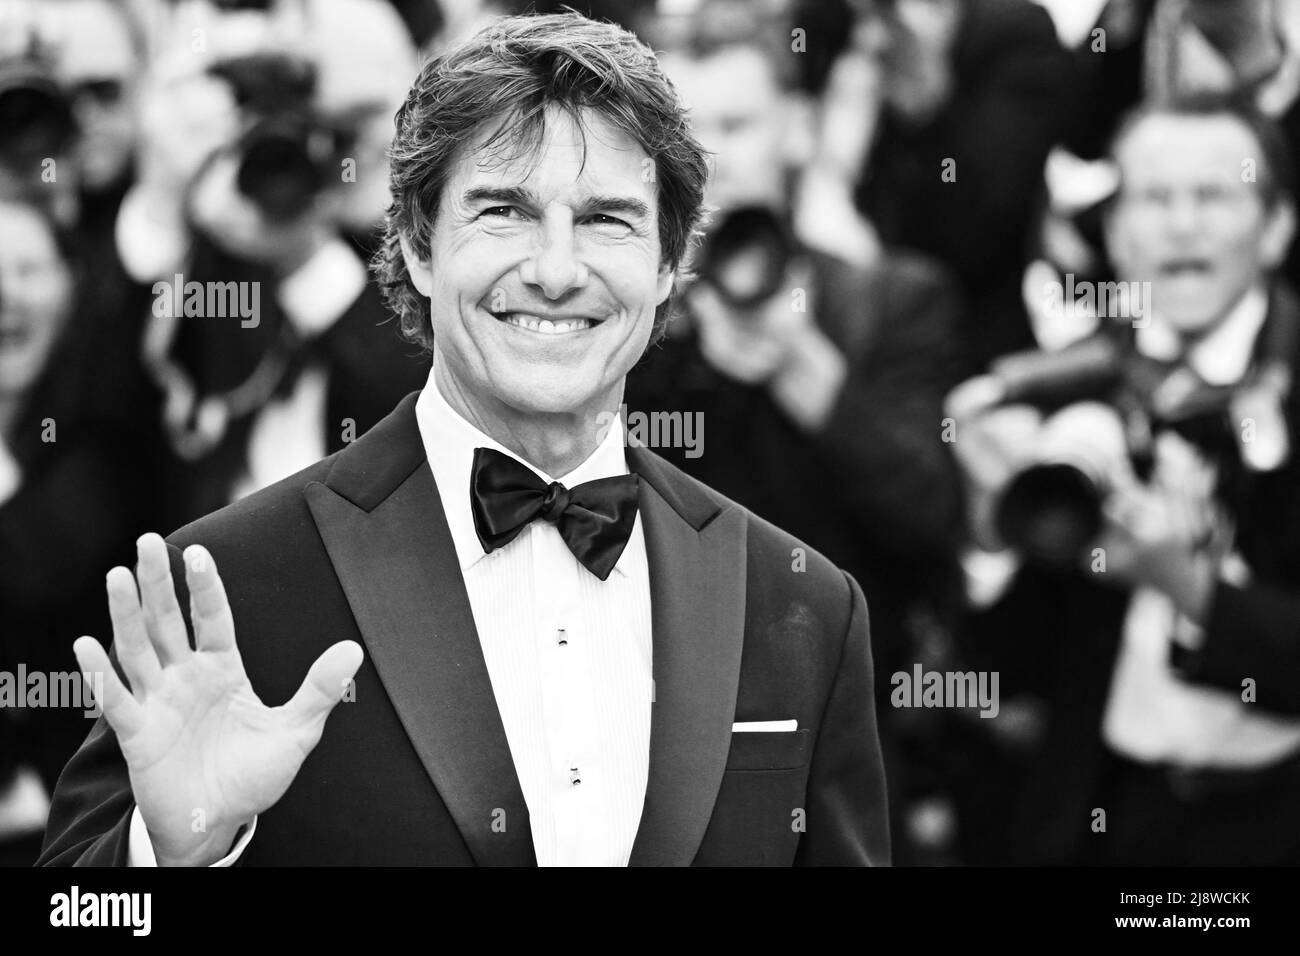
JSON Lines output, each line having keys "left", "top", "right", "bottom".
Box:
{"left": 38, "top": 12, "right": 890, "bottom": 867}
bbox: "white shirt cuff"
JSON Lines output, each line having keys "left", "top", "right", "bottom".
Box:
{"left": 115, "top": 185, "right": 191, "bottom": 282}
{"left": 127, "top": 806, "right": 257, "bottom": 867}
{"left": 0, "top": 437, "right": 21, "bottom": 507}
{"left": 961, "top": 546, "right": 1023, "bottom": 610}
{"left": 276, "top": 238, "right": 368, "bottom": 338}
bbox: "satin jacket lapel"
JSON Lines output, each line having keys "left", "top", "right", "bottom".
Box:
{"left": 304, "top": 393, "right": 535, "bottom": 866}
{"left": 626, "top": 447, "right": 748, "bottom": 866}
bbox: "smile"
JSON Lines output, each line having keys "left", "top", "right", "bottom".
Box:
{"left": 492, "top": 311, "right": 601, "bottom": 335}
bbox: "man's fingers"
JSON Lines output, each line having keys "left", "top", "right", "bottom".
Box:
{"left": 135, "top": 533, "right": 192, "bottom": 665}
{"left": 183, "top": 545, "right": 238, "bottom": 654}
{"left": 284, "top": 641, "right": 364, "bottom": 733}
{"left": 944, "top": 374, "right": 1005, "bottom": 420}
{"left": 106, "top": 565, "right": 162, "bottom": 694}
{"left": 73, "top": 636, "right": 143, "bottom": 738}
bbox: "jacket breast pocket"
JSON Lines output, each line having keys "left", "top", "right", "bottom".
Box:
{"left": 724, "top": 728, "right": 810, "bottom": 771}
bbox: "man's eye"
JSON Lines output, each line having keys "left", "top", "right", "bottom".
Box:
{"left": 482, "top": 206, "right": 524, "bottom": 219}
{"left": 586, "top": 213, "right": 630, "bottom": 228}
{"left": 1138, "top": 188, "right": 1170, "bottom": 204}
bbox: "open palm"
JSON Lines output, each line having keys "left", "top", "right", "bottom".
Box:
{"left": 73, "top": 533, "right": 362, "bottom": 866}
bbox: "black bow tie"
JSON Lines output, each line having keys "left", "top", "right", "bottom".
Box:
{"left": 469, "top": 446, "right": 640, "bottom": 581}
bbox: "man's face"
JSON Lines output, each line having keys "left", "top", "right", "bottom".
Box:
{"left": 403, "top": 105, "right": 673, "bottom": 424}
{"left": 42, "top": 0, "right": 138, "bottom": 192}
{"left": 1105, "top": 113, "right": 1294, "bottom": 336}
{"left": 0, "top": 204, "right": 73, "bottom": 398}
{"left": 854, "top": 0, "right": 960, "bottom": 123}
{"left": 662, "top": 47, "right": 790, "bottom": 212}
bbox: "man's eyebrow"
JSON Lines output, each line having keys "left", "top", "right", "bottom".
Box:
{"left": 580, "top": 196, "right": 651, "bottom": 220}
{"left": 463, "top": 186, "right": 535, "bottom": 207}
{"left": 462, "top": 187, "right": 651, "bottom": 221}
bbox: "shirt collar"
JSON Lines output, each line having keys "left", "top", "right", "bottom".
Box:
{"left": 413, "top": 366, "right": 635, "bottom": 575}
{"left": 1136, "top": 284, "right": 1269, "bottom": 386}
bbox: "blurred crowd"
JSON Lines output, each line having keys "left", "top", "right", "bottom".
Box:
{"left": 3, "top": 0, "right": 1300, "bottom": 866}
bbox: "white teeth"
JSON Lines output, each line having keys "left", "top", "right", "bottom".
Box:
{"left": 501, "top": 313, "right": 592, "bottom": 334}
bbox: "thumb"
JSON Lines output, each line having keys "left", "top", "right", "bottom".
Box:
{"left": 285, "top": 640, "right": 364, "bottom": 732}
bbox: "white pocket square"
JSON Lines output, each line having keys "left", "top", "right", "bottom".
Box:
{"left": 731, "top": 719, "right": 798, "bottom": 733}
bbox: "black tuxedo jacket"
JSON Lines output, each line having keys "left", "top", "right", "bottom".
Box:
{"left": 39, "top": 392, "right": 890, "bottom": 866}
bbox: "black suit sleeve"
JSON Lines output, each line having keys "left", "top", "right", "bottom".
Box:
{"left": 813, "top": 259, "right": 963, "bottom": 561}
{"left": 1173, "top": 581, "right": 1300, "bottom": 715}
{"left": 794, "top": 571, "right": 891, "bottom": 866}
{"left": 35, "top": 717, "right": 135, "bottom": 867}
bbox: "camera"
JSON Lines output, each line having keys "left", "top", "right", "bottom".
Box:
{"left": 694, "top": 205, "right": 795, "bottom": 310}
{"left": 206, "top": 53, "right": 345, "bottom": 223}
{"left": 983, "top": 334, "right": 1256, "bottom": 569}
{"left": 0, "top": 47, "right": 75, "bottom": 173}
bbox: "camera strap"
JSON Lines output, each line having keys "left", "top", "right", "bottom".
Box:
{"left": 1122, "top": 284, "right": 1297, "bottom": 472}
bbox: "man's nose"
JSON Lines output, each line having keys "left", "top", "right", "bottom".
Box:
{"left": 520, "top": 209, "right": 589, "bottom": 299}
{"left": 1164, "top": 192, "right": 1202, "bottom": 235}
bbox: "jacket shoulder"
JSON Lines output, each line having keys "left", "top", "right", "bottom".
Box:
{"left": 163, "top": 454, "right": 339, "bottom": 551}
{"left": 635, "top": 448, "right": 856, "bottom": 609}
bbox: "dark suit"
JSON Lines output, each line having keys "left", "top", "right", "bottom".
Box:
{"left": 38, "top": 391, "right": 890, "bottom": 866}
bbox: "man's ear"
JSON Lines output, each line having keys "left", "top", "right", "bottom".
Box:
{"left": 655, "top": 262, "right": 676, "bottom": 306}
{"left": 1260, "top": 197, "right": 1297, "bottom": 270}
{"left": 399, "top": 233, "right": 434, "bottom": 296}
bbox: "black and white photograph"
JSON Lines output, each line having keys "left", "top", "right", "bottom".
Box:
{"left": 0, "top": 0, "right": 1295, "bottom": 934}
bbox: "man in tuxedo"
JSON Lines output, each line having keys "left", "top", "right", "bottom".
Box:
{"left": 38, "top": 11, "right": 890, "bottom": 867}
{"left": 949, "top": 96, "right": 1300, "bottom": 865}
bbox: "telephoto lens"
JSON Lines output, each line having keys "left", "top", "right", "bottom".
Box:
{"left": 994, "top": 402, "right": 1131, "bottom": 570}
{"left": 0, "top": 56, "right": 75, "bottom": 171}
{"left": 695, "top": 206, "right": 795, "bottom": 310}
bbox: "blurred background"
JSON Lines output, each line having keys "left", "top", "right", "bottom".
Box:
{"left": 3, "top": 0, "right": 1300, "bottom": 866}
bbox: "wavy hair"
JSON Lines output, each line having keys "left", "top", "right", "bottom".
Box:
{"left": 372, "top": 11, "right": 710, "bottom": 352}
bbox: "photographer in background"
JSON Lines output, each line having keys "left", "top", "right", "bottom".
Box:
{"left": 625, "top": 2, "right": 965, "bottom": 864}
{"left": 117, "top": 0, "right": 430, "bottom": 525}
{"left": 843, "top": 0, "right": 1071, "bottom": 377}
{"left": 29, "top": 0, "right": 161, "bottom": 485}
{"left": 0, "top": 200, "right": 149, "bottom": 864}
{"left": 949, "top": 95, "right": 1300, "bottom": 865}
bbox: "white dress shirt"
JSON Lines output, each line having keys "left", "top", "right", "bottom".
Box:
{"left": 130, "top": 369, "right": 654, "bottom": 866}
{"left": 414, "top": 374, "right": 655, "bottom": 865}
{"left": 229, "top": 238, "right": 369, "bottom": 503}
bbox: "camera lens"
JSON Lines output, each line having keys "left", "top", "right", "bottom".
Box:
{"left": 235, "top": 120, "right": 327, "bottom": 223}
{"left": 996, "top": 464, "right": 1104, "bottom": 570}
{"left": 697, "top": 206, "right": 793, "bottom": 310}
{"left": 0, "top": 80, "right": 74, "bottom": 167}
